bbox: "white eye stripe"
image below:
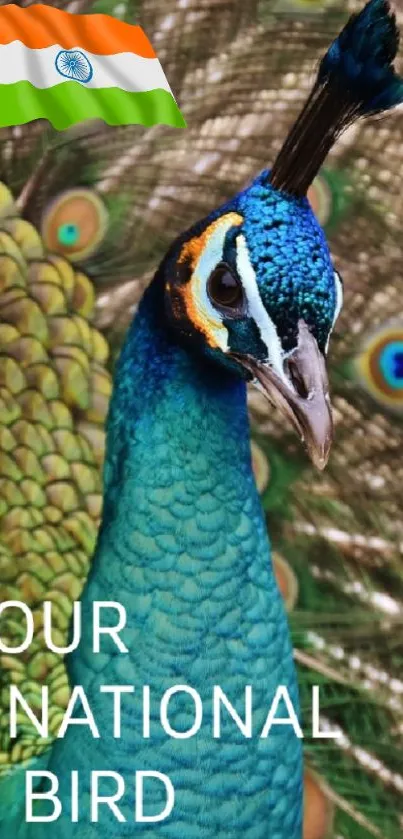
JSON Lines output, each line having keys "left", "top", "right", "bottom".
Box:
{"left": 325, "top": 270, "right": 344, "bottom": 354}
{"left": 190, "top": 217, "right": 241, "bottom": 351}
{"left": 235, "top": 234, "right": 288, "bottom": 383}
{"left": 332, "top": 270, "right": 344, "bottom": 327}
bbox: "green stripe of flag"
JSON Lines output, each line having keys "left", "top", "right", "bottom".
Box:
{"left": 0, "top": 80, "right": 186, "bottom": 130}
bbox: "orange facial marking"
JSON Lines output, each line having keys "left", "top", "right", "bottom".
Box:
{"left": 176, "top": 213, "right": 243, "bottom": 347}
{"left": 179, "top": 212, "right": 243, "bottom": 271}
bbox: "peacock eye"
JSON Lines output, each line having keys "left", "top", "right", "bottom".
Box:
{"left": 207, "top": 264, "right": 244, "bottom": 312}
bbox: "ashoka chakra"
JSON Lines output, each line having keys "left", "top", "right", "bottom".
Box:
{"left": 55, "top": 50, "right": 93, "bottom": 84}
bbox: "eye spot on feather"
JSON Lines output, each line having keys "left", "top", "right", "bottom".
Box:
{"left": 307, "top": 173, "right": 333, "bottom": 227}
{"left": 308, "top": 169, "right": 351, "bottom": 235}
{"left": 303, "top": 766, "right": 334, "bottom": 839}
{"left": 250, "top": 440, "right": 271, "bottom": 495}
{"left": 272, "top": 552, "right": 298, "bottom": 613}
{"left": 41, "top": 189, "right": 108, "bottom": 262}
{"left": 354, "top": 320, "right": 403, "bottom": 413}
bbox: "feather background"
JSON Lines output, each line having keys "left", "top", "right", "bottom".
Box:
{"left": 0, "top": 1, "right": 402, "bottom": 837}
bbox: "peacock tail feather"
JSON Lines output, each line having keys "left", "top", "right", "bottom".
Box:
{"left": 0, "top": 0, "right": 402, "bottom": 837}
{"left": 0, "top": 179, "right": 111, "bottom": 767}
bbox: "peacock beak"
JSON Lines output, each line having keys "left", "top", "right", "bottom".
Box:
{"left": 235, "top": 320, "right": 333, "bottom": 470}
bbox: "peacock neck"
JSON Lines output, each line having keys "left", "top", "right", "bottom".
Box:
{"left": 70, "top": 269, "right": 288, "bottom": 673}
{"left": 63, "top": 268, "right": 289, "bottom": 687}
{"left": 87, "top": 269, "right": 259, "bottom": 597}
{"left": 46, "top": 271, "right": 302, "bottom": 838}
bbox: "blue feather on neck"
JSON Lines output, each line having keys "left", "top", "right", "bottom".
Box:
{"left": 101, "top": 271, "right": 250, "bottom": 523}
{"left": 39, "top": 271, "right": 302, "bottom": 837}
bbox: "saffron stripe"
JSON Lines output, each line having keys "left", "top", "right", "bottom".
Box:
{"left": 0, "top": 4, "right": 156, "bottom": 57}
{"left": 0, "top": 82, "right": 186, "bottom": 130}
{"left": 0, "top": 43, "right": 172, "bottom": 93}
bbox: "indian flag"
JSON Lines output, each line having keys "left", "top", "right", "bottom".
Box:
{"left": 0, "top": 3, "right": 185, "bottom": 130}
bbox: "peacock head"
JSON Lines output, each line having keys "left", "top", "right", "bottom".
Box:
{"left": 164, "top": 178, "right": 341, "bottom": 471}
{"left": 164, "top": 0, "right": 403, "bottom": 471}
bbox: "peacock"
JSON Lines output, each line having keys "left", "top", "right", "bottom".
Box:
{"left": 1, "top": 0, "right": 403, "bottom": 837}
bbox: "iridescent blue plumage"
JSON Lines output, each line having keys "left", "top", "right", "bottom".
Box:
{"left": 236, "top": 174, "right": 336, "bottom": 352}
{"left": 380, "top": 342, "right": 403, "bottom": 387}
